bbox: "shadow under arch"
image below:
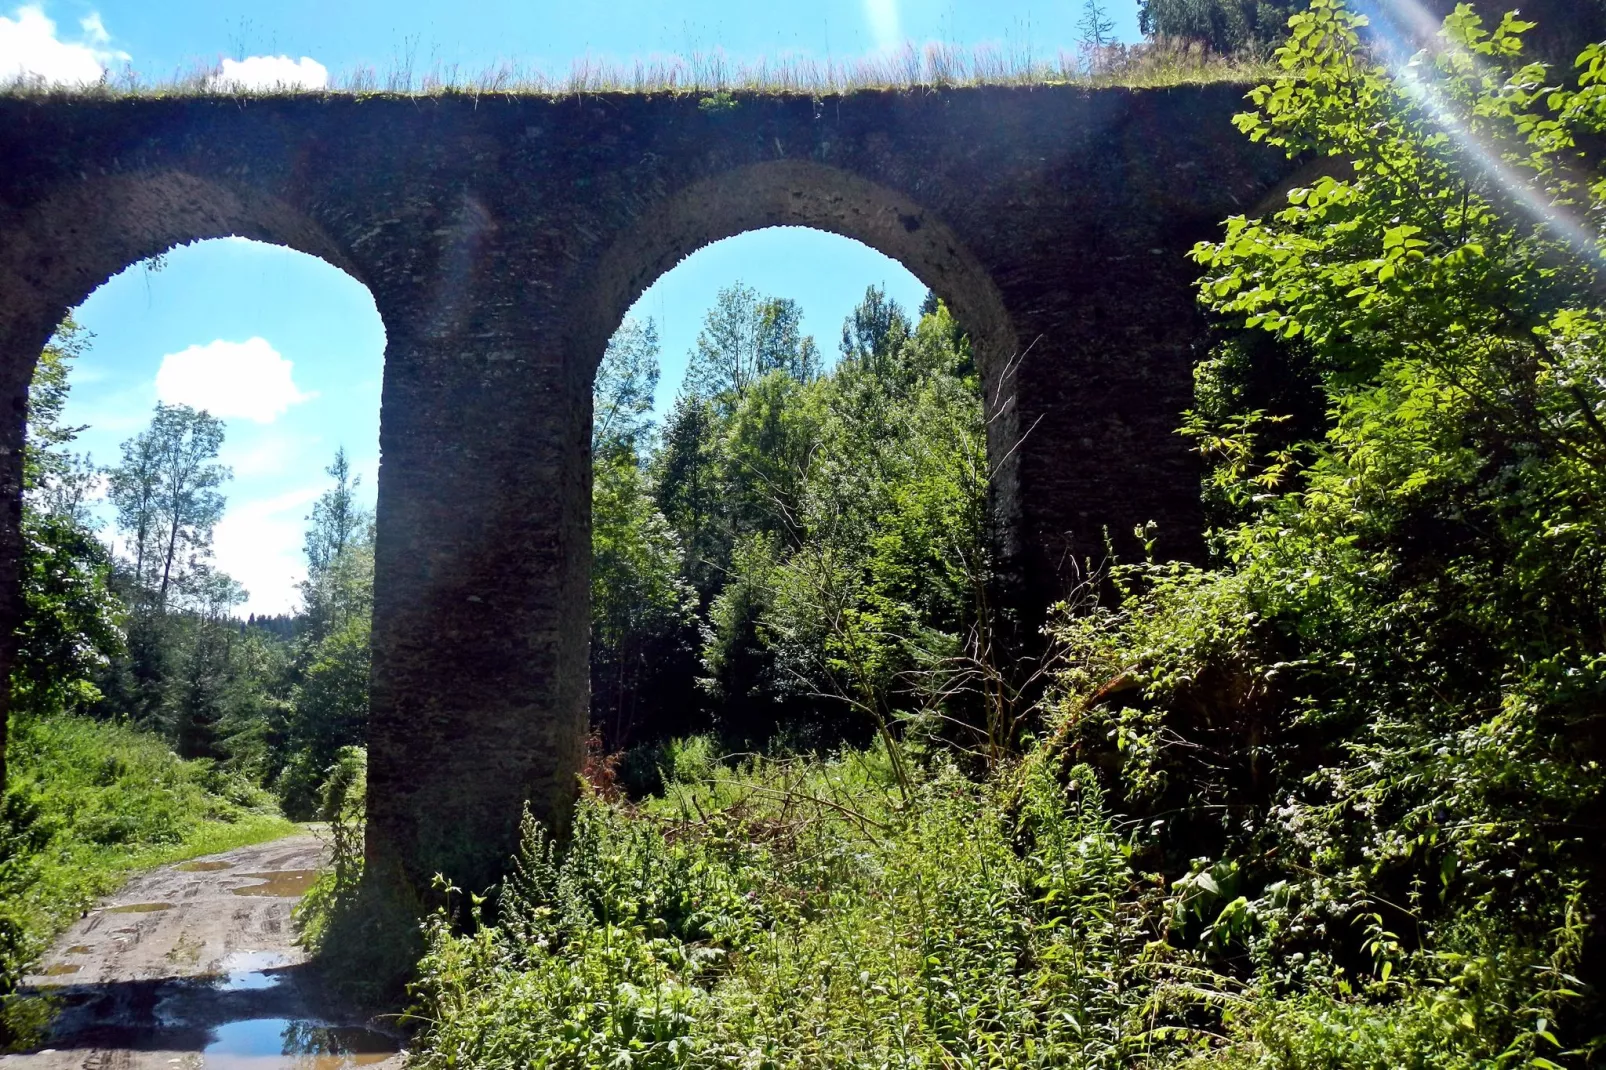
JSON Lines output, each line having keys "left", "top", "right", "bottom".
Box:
{"left": 573, "top": 158, "right": 1025, "bottom": 557}
{"left": 0, "top": 168, "right": 371, "bottom": 794}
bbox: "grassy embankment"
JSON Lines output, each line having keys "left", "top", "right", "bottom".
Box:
{"left": 1, "top": 712, "right": 295, "bottom": 1025}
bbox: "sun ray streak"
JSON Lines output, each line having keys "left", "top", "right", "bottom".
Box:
{"left": 1361, "top": 0, "right": 1604, "bottom": 269}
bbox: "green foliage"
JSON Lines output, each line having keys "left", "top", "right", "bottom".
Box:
{"left": 591, "top": 450, "right": 699, "bottom": 747}
{"left": 407, "top": 746, "right": 1165, "bottom": 1069}
{"left": 683, "top": 283, "right": 819, "bottom": 403}
{"left": 631, "top": 286, "right": 989, "bottom": 754}
{"left": 14, "top": 512, "right": 121, "bottom": 721}
{"left": 1139, "top": 0, "right": 1296, "bottom": 55}
{"left": 760, "top": 299, "right": 991, "bottom": 754}
{"left": 303, "top": 448, "right": 366, "bottom": 576}
{"left": 14, "top": 322, "right": 123, "bottom": 721}
{"left": 107, "top": 402, "right": 230, "bottom": 612}
{"left": 1044, "top": 1, "right": 1606, "bottom": 1061}
{"left": 294, "top": 747, "right": 427, "bottom": 1009}
{"left": 274, "top": 489, "right": 374, "bottom": 819}
{"left": 294, "top": 746, "right": 368, "bottom": 956}
{"left": 594, "top": 316, "right": 662, "bottom": 460}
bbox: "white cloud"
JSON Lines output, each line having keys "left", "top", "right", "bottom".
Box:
{"left": 220, "top": 435, "right": 304, "bottom": 478}
{"left": 78, "top": 11, "right": 106, "bottom": 44}
{"left": 155, "top": 337, "right": 315, "bottom": 424}
{"left": 0, "top": 4, "right": 127, "bottom": 86}
{"left": 212, "top": 485, "right": 323, "bottom": 617}
{"left": 864, "top": 0, "right": 901, "bottom": 51}
{"left": 211, "top": 54, "right": 328, "bottom": 91}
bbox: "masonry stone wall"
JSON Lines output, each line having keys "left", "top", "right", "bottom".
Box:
{"left": 0, "top": 85, "right": 1291, "bottom": 895}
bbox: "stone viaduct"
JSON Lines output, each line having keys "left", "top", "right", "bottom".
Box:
{"left": 0, "top": 84, "right": 1291, "bottom": 895}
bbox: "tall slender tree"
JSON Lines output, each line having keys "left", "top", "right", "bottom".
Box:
{"left": 109, "top": 404, "right": 229, "bottom": 612}
{"left": 593, "top": 316, "right": 661, "bottom": 460}
{"left": 1078, "top": 0, "right": 1116, "bottom": 49}
{"left": 304, "top": 447, "right": 367, "bottom": 578}
{"left": 108, "top": 433, "right": 161, "bottom": 596}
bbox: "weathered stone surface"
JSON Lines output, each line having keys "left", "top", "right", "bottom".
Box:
{"left": 0, "top": 85, "right": 1291, "bottom": 894}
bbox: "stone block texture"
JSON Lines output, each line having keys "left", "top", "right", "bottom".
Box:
{"left": 0, "top": 85, "right": 1292, "bottom": 895}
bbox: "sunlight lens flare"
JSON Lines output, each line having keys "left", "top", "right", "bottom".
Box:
{"left": 1356, "top": 0, "right": 1605, "bottom": 269}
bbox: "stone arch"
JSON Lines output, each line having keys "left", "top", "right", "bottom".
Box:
{"left": 575, "top": 159, "right": 1017, "bottom": 384}
{"left": 0, "top": 170, "right": 363, "bottom": 374}
{"left": 0, "top": 169, "right": 370, "bottom": 793}
{"left": 572, "top": 159, "right": 1024, "bottom": 557}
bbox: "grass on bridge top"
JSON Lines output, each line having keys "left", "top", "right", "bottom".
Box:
{"left": 2, "top": 38, "right": 1273, "bottom": 101}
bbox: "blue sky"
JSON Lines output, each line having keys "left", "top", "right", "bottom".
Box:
{"left": 3, "top": 1, "right": 1142, "bottom": 86}
{"left": 9, "top": 0, "right": 1148, "bottom": 617}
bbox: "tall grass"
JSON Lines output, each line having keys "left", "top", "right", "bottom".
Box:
{"left": 2, "top": 39, "right": 1270, "bottom": 100}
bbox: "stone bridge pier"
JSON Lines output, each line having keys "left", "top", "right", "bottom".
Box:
{"left": 0, "top": 86, "right": 1289, "bottom": 896}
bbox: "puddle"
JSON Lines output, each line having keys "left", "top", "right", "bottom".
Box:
{"left": 203, "top": 1018, "right": 399, "bottom": 1068}
{"left": 214, "top": 950, "right": 292, "bottom": 992}
{"left": 178, "top": 860, "right": 236, "bottom": 872}
{"left": 231, "top": 870, "right": 320, "bottom": 898}
{"left": 37, "top": 964, "right": 81, "bottom": 976}
{"left": 66, "top": 944, "right": 92, "bottom": 955}
{"left": 105, "top": 902, "right": 174, "bottom": 913}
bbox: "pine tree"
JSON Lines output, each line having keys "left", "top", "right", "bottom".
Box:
{"left": 1078, "top": 0, "right": 1116, "bottom": 49}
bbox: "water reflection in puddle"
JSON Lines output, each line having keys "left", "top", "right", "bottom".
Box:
{"left": 203, "top": 1018, "right": 398, "bottom": 1068}
{"left": 231, "top": 871, "right": 321, "bottom": 898}
{"left": 214, "top": 950, "right": 291, "bottom": 992}
{"left": 66, "top": 944, "right": 92, "bottom": 954}
{"left": 37, "top": 964, "right": 80, "bottom": 976}
{"left": 178, "top": 859, "right": 237, "bottom": 872}
{"left": 105, "top": 902, "right": 174, "bottom": 913}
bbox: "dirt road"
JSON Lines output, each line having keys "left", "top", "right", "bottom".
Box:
{"left": 1, "top": 833, "right": 406, "bottom": 1070}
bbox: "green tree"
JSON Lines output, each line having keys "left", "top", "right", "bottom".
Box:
{"left": 303, "top": 448, "right": 366, "bottom": 577}
{"left": 593, "top": 316, "right": 661, "bottom": 460}
{"left": 164, "top": 565, "right": 246, "bottom": 759}
{"left": 588, "top": 317, "right": 699, "bottom": 747}
{"left": 716, "top": 369, "right": 817, "bottom": 548}
{"left": 23, "top": 317, "right": 100, "bottom": 522}
{"left": 1138, "top": 0, "right": 1294, "bottom": 53}
{"left": 683, "top": 283, "right": 819, "bottom": 404}
{"left": 12, "top": 323, "right": 123, "bottom": 722}
{"left": 276, "top": 455, "right": 375, "bottom": 817}
{"left": 590, "top": 452, "right": 698, "bottom": 747}
{"left": 652, "top": 393, "right": 727, "bottom": 602}
{"left": 689, "top": 288, "right": 987, "bottom": 752}
{"left": 1078, "top": 0, "right": 1116, "bottom": 49}
{"left": 109, "top": 403, "right": 230, "bottom": 611}
{"left": 762, "top": 293, "right": 989, "bottom": 754}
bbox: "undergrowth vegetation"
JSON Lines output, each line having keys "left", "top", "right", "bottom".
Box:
{"left": 408, "top": 745, "right": 1170, "bottom": 1068}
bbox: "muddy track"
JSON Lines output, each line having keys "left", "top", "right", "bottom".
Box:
{"left": 2, "top": 834, "right": 406, "bottom": 1070}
